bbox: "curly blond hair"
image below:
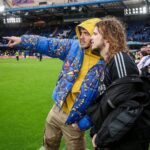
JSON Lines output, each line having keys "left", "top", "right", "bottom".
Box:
{"left": 96, "top": 16, "right": 129, "bottom": 62}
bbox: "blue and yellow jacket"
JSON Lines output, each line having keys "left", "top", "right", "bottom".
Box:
{"left": 19, "top": 18, "right": 104, "bottom": 125}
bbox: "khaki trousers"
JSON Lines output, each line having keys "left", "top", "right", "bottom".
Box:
{"left": 44, "top": 104, "right": 86, "bottom": 150}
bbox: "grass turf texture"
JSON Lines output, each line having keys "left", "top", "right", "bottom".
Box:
{"left": 0, "top": 58, "right": 94, "bottom": 150}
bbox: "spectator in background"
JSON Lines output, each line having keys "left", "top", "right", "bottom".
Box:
{"left": 15, "top": 51, "right": 19, "bottom": 61}
{"left": 137, "top": 45, "right": 150, "bottom": 78}
{"left": 36, "top": 53, "right": 42, "bottom": 61}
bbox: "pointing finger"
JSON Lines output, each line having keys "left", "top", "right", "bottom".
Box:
{"left": 3, "top": 37, "right": 11, "bottom": 40}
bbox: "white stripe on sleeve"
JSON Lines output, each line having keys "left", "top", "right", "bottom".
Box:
{"left": 119, "top": 52, "right": 127, "bottom": 76}
{"left": 116, "top": 53, "right": 124, "bottom": 77}
{"left": 114, "top": 54, "right": 121, "bottom": 78}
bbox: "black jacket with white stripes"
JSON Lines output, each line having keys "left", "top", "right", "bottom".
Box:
{"left": 87, "top": 52, "right": 150, "bottom": 148}
{"left": 104, "top": 52, "right": 139, "bottom": 87}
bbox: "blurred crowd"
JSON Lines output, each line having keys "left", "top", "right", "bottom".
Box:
{"left": 136, "top": 44, "right": 150, "bottom": 77}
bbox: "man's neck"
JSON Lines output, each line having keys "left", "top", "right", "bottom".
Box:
{"left": 101, "top": 46, "right": 109, "bottom": 61}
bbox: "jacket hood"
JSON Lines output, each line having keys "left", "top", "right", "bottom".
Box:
{"left": 76, "top": 18, "right": 101, "bottom": 40}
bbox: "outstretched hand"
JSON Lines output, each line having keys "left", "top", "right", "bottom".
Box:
{"left": 3, "top": 36, "right": 21, "bottom": 48}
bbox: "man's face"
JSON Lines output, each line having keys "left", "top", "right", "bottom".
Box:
{"left": 79, "top": 28, "right": 91, "bottom": 49}
{"left": 91, "top": 27, "right": 104, "bottom": 50}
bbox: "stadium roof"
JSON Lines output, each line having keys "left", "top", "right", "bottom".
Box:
{"left": 3, "top": 0, "right": 149, "bottom": 12}
{"left": 0, "top": 0, "right": 149, "bottom": 23}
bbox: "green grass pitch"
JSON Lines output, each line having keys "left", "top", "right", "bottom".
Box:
{"left": 0, "top": 58, "right": 94, "bottom": 150}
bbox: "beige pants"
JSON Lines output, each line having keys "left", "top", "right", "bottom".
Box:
{"left": 44, "top": 104, "right": 86, "bottom": 150}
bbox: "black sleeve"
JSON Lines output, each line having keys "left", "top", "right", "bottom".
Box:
{"left": 95, "top": 100, "right": 143, "bottom": 148}
{"left": 104, "top": 52, "right": 139, "bottom": 86}
{"left": 90, "top": 126, "right": 98, "bottom": 137}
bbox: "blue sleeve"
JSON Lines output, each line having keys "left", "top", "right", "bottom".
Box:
{"left": 19, "top": 35, "right": 78, "bottom": 61}
{"left": 65, "top": 62, "right": 105, "bottom": 125}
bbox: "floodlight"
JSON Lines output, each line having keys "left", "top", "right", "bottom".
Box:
{"left": 143, "top": 6, "right": 147, "bottom": 14}
{"left": 0, "top": 5, "right": 5, "bottom": 12}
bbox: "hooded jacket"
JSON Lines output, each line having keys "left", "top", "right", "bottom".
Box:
{"left": 18, "top": 18, "right": 105, "bottom": 125}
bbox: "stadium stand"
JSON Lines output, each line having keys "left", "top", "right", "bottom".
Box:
{"left": 0, "top": 0, "right": 150, "bottom": 52}
{"left": 0, "top": 21, "right": 150, "bottom": 40}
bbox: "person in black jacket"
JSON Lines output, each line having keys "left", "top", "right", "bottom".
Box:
{"left": 87, "top": 17, "right": 150, "bottom": 150}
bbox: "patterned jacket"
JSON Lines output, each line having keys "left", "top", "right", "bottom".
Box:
{"left": 18, "top": 18, "right": 105, "bottom": 124}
